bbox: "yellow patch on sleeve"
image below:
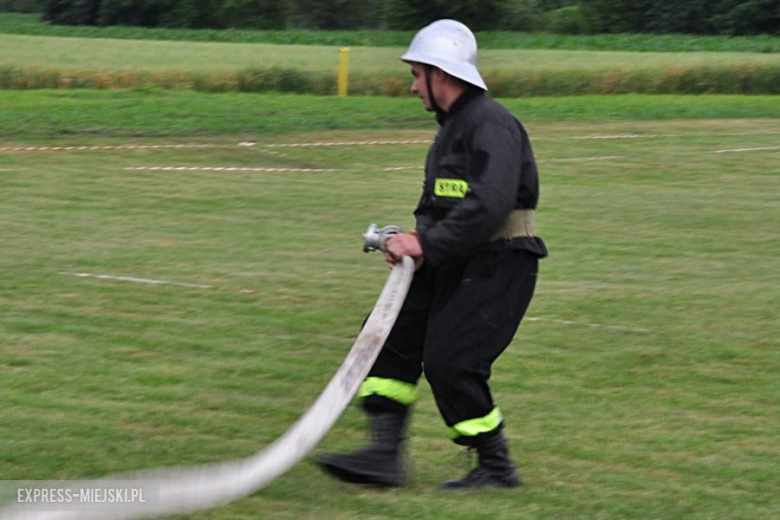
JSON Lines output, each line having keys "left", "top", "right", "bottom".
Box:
{"left": 434, "top": 178, "right": 469, "bottom": 198}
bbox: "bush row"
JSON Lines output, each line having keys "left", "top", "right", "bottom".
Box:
{"left": 5, "top": 13, "right": 779, "bottom": 52}
{"left": 0, "top": 0, "right": 42, "bottom": 12}
{"left": 39, "top": 0, "right": 779, "bottom": 35}
{"left": 1, "top": 65, "right": 778, "bottom": 96}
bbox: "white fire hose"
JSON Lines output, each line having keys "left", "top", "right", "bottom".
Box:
{"left": 1, "top": 226, "right": 413, "bottom": 520}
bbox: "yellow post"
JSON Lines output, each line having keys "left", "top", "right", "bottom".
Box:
{"left": 338, "top": 47, "right": 350, "bottom": 97}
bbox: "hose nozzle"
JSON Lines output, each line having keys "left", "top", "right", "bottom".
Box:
{"left": 363, "top": 223, "right": 403, "bottom": 253}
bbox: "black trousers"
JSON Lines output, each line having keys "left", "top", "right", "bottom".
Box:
{"left": 362, "top": 247, "right": 538, "bottom": 440}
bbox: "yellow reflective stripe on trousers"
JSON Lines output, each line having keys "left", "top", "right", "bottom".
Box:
{"left": 447, "top": 407, "right": 503, "bottom": 438}
{"left": 358, "top": 377, "right": 417, "bottom": 405}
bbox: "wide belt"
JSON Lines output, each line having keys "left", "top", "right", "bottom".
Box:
{"left": 490, "top": 209, "right": 535, "bottom": 241}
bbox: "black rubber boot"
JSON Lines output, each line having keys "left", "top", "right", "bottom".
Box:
{"left": 440, "top": 430, "right": 522, "bottom": 490}
{"left": 316, "top": 411, "right": 408, "bottom": 487}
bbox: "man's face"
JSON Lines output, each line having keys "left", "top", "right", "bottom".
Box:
{"left": 410, "top": 63, "right": 433, "bottom": 112}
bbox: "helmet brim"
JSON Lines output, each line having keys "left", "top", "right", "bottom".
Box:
{"left": 401, "top": 52, "right": 488, "bottom": 91}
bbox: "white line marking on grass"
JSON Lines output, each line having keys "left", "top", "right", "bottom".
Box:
{"left": 59, "top": 272, "right": 260, "bottom": 294}
{"left": 714, "top": 146, "right": 780, "bottom": 153}
{"left": 240, "top": 141, "right": 293, "bottom": 157}
{"left": 382, "top": 156, "right": 623, "bottom": 171}
{"left": 0, "top": 144, "right": 215, "bottom": 153}
{"left": 268, "top": 131, "right": 780, "bottom": 147}
{"left": 6, "top": 131, "right": 779, "bottom": 155}
{"left": 549, "top": 131, "right": 780, "bottom": 141}
{"left": 126, "top": 155, "right": 621, "bottom": 175}
{"left": 124, "top": 166, "right": 335, "bottom": 172}
{"left": 570, "top": 134, "right": 675, "bottom": 140}
{"left": 526, "top": 316, "right": 652, "bottom": 334}
{"left": 61, "top": 272, "right": 212, "bottom": 289}
{"left": 718, "top": 132, "right": 780, "bottom": 137}
{"left": 539, "top": 155, "right": 624, "bottom": 163}
{"left": 61, "top": 272, "right": 650, "bottom": 333}
{"left": 265, "top": 139, "right": 432, "bottom": 148}
{"left": 17, "top": 263, "right": 414, "bottom": 520}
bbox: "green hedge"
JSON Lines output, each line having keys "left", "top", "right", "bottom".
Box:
{"left": 39, "top": 0, "right": 780, "bottom": 34}
{"left": 580, "top": 0, "right": 779, "bottom": 36}
{"left": 2, "top": 64, "right": 778, "bottom": 96}
{"left": 0, "top": 0, "right": 43, "bottom": 12}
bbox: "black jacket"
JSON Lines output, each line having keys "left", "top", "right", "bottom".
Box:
{"left": 415, "top": 90, "right": 547, "bottom": 266}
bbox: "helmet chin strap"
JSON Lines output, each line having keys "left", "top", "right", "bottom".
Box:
{"left": 424, "top": 65, "right": 443, "bottom": 115}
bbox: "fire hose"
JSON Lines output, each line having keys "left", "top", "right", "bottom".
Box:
{"left": 1, "top": 225, "right": 412, "bottom": 520}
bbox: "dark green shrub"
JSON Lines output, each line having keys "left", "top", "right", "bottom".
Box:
{"left": 709, "top": 0, "right": 780, "bottom": 35}
{"left": 294, "top": 0, "right": 383, "bottom": 29}
{"left": 579, "top": 0, "right": 646, "bottom": 34}
{"left": 643, "top": 0, "right": 712, "bottom": 34}
{"left": 546, "top": 5, "right": 587, "bottom": 34}
{"left": 382, "top": 0, "right": 509, "bottom": 31}
{"left": 220, "top": 0, "right": 288, "bottom": 30}
{"left": 0, "top": 0, "right": 45, "bottom": 12}
{"left": 44, "top": 0, "right": 101, "bottom": 24}
{"left": 498, "top": 0, "right": 544, "bottom": 31}
{"left": 580, "top": 0, "right": 779, "bottom": 35}
{"left": 96, "top": 0, "right": 169, "bottom": 27}
{"left": 158, "top": 0, "right": 228, "bottom": 29}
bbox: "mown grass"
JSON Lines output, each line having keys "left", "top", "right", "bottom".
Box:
{"left": 2, "top": 33, "right": 778, "bottom": 95}
{"left": 6, "top": 34, "right": 777, "bottom": 73}
{"left": 2, "top": 13, "right": 780, "bottom": 53}
{"left": 1, "top": 101, "right": 778, "bottom": 518}
{"left": 1, "top": 90, "right": 779, "bottom": 140}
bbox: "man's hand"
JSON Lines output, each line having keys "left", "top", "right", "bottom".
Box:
{"left": 384, "top": 230, "right": 424, "bottom": 270}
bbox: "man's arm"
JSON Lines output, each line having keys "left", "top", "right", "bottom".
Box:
{"left": 417, "top": 121, "right": 523, "bottom": 266}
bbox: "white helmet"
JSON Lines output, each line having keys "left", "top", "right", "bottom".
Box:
{"left": 401, "top": 19, "right": 488, "bottom": 91}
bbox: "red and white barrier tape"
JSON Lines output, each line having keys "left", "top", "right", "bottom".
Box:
{"left": 0, "top": 144, "right": 213, "bottom": 152}
{"left": 124, "top": 166, "right": 334, "bottom": 173}
{"left": 264, "top": 139, "right": 431, "bottom": 148}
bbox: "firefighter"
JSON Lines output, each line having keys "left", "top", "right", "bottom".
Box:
{"left": 317, "top": 19, "right": 548, "bottom": 490}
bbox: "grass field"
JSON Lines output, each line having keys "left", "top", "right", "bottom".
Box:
{"left": 1, "top": 91, "right": 779, "bottom": 139}
{"left": 1, "top": 92, "right": 778, "bottom": 519}
{"left": 2, "top": 16, "right": 779, "bottom": 95}
{"left": 4, "top": 33, "right": 778, "bottom": 74}
{"left": 2, "top": 13, "right": 780, "bottom": 53}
